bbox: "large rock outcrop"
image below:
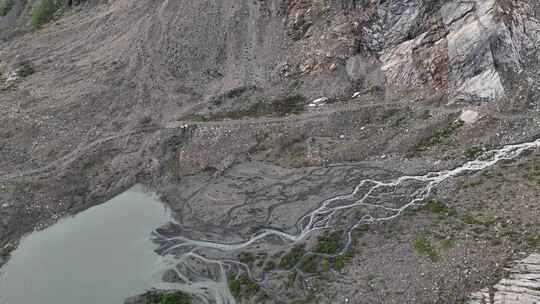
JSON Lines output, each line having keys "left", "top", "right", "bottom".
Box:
{"left": 468, "top": 253, "right": 540, "bottom": 304}
{"left": 353, "top": 0, "right": 540, "bottom": 104}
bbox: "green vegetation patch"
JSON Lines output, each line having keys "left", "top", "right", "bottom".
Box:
{"left": 166, "top": 157, "right": 179, "bottom": 178}
{"left": 459, "top": 179, "right": 484, "bottom": 189}
{"left": 331, "top": 249, "right": 355, "bottom": 271}
{"left": 332, "top": 256, "right": 345, "bottom": 270}
{"left": 215, "top": 94, "right": 305, "bottom": 119}
{"left": 263, "top": 260, "right": 276, "bottom": 272}
{"left": 17, "top": 63, "right": 35, "bottom": 78}
{"left": 179, "top": 114, "right": 209, "bottom": 122}
{"left": 290, "top": 293, "right": 318, "bottom": 304}
{"left": 186, "top": 95, "right": 306, "bottom": 122}
{"left": 415, "top": 120, "right": 464, "bottom": 151}
{"left": 441, "top": 237, "right": 456, "bottom": 249}
{"left": 412, "top": 234, "right": 439, "bottom": 261}
{"left": 464, "top": 146, "right": 485, "bottom": 159}
{"left": 299, "top": 251, "right": 354, "bottom": 273}
{"left": 145, "top": 291, "right": 192, "bottom": 304}
{"left": 286, "top": 271, "right": 298, "bottom": 287}
{"left": 271, "top": 95, "right": 305, "bottom": 116}
{"left": 0, "top": 0, "right": 14, "bottom": 16}
{"left": 422, "top": 199, "right": 456, "bottom": 216}
{"left": 279, "top": 232, "right": 357, "bottom": 275}
{"left": 526, "top": 235, "right": 540, "bottom": 247}
{"left": 228, "top": 273, "right": 260, "bottom": 300}
{"left": 390, "top": 116, "right": 407, "bottom": 128}
{"left": 238, "top": 252, "right": 256, "bottom": 265}
{"left": 299, "top": 255, "right": 318, "bottom": 273}
{"left": 381, "top": 108, "right": 399, "bottom": 122}
{"left": 314, "top": 230, "right": 343, "bottom": 254}
{"left": 461, "top": 215, "right": 496, "bottom": 227}
{"left": 279, "top": 245, "right": 306, "bottom": 269}
{"left": 228, "top": 277, "right": 241, "bottom": 299}
{"left": 320, "top": 258, "right": 330, "bottom": 272}
{"left": 31, "top": 0, "right": 62, "bottom": 27}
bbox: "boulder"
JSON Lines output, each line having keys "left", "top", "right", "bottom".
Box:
{"left": 442, "top": 0, "right": 506, "bottom": 103}
{"left": 460, "top": 109, "right": 480, "bottom": 125}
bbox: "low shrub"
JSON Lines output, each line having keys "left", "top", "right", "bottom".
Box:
{"left": 412, "top": 234, "right": 439, "bottom": 261}
{"left": 228, "top": 273, "right": 259, "bottom": 300}
{"left": 526, "top": 235, "right": 540, "bottom": 247}
{"left": 0, "top": 0, "right": 14, "bottom": 16}
{"left": 422, "top": 199, "right": 456, "bottom": 215}
{"left": 31, "top": 0, "right": 62, "bottom": 27}
{"left": 299, "top": 255, "right": 318, "bottom": 273}
{"left": 272, "top": 95, "right": 305, "bottom": 116}
{"left": 228, "top": 276, "right": 241, "bottom": 299}
{"left": 314, "top": 230, "right": 343, "bottom": 254}
{"left": 238, "top": 252, "right": 256, "bottom": 265}
{"left": 464, "top": 146, "right": 484, "bottom": 159}
{"left": 279, "top": 245, "right": 306, "bottom": 269}
{"left": 332, "top": 256, "right": 346, "bottom": 270}
{"left": 17, "top": 63, "right": 35, "bottom": 78}
{"left": 320, "top": 258, "right": 330, "bottom": 272}
{"left": 441, "top": 237, "right": 456, "bottom": 249}
{"left": 415, "top": 120, "right": 464, "bottom": 151}
{"left": 263, "top": 260, "right": 276, "bottom": 272}
{"left": 188, "top": 95, "right": 306, "bottom": 122}
{"left": 146, "top": 291, "right": 192, "bottom": 304}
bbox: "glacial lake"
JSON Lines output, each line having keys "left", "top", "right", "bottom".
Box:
{"left": 0, "top": 185, "right": 172, "bottom": 304}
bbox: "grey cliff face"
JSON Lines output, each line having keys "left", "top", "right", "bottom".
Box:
{"left": 347, "top": 0, "right": 540, "bottom": 104}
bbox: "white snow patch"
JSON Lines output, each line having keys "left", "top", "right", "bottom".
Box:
{"left": 308, "top": 97, "right": 329, "bottom": 107}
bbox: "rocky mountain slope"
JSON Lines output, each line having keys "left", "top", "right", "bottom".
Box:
{"left": 1, "top": 0, "right": 540, "bottom": 303}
